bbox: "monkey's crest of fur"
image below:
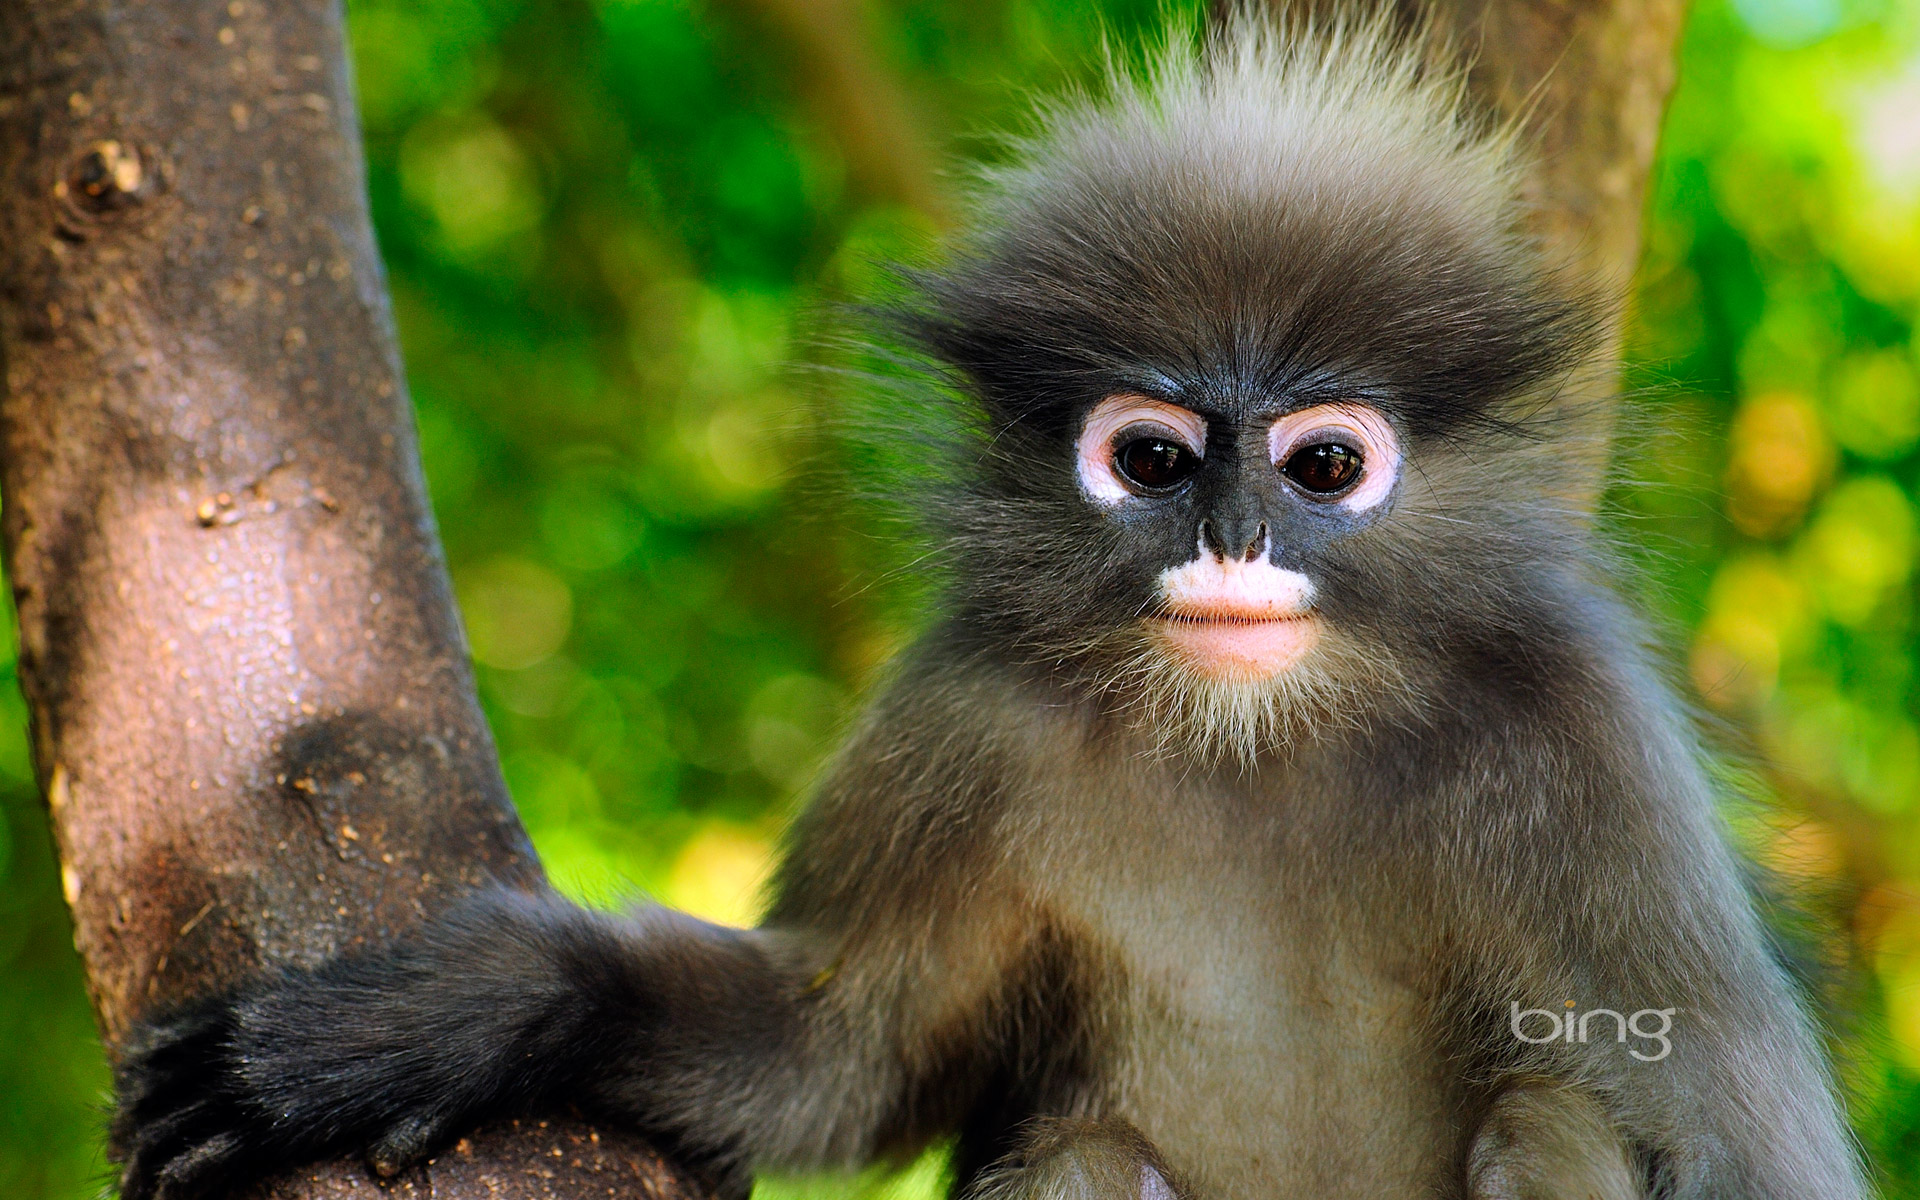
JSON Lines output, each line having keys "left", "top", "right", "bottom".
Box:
{"left": 1006, "top": 12, "right": 1526, "bottom": 271}
{"left": 901, "top": 11, "right": 1593, "bottom": 439}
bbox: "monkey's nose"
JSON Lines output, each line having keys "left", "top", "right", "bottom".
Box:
{"left": 1200, "top": 518, "right": 1267, "bottom": 563}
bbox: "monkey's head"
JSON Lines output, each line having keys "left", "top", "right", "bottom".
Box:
{"left": 892, "top": 19, "right": 1607, "bottom": 763}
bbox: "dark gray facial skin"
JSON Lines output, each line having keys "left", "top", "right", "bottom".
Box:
{"left": 1088, "top": 391, "right": 1396, "bottom": 568}
{"left": 111, "top": 17, "right": 1867, "bottom": 1200}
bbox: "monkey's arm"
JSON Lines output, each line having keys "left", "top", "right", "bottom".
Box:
{"left": 1470, "top": 906, "right": 1861, "bottom": 1200}
{"left": 1458, "top": 690, "right": 1866, "bottom": 1200}
{"left": 116, "top": 890, "right": 801, "bottom": 1198}
{"left": 1556, "top": 887, "right": 1864, "bottom": 1200}
{"left": 114, "top": 659, "right": 1040, "bottom": 1200}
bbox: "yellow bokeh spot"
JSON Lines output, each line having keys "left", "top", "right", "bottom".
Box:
{"left": 1762, "top": 818, "right": 1846, "bottom": 883}
{"left": 1724, "top": 392, "right": 1833, "bottom": 538}
{"left": 1833, "top": 63, "right": 1920, "bottom": 307}
{"left": 1853, "top": 720, "right": 1920, "bottom": 815}
{"left": 1826, "top": 349, "right": 1920, "bottom": 461}
{"left": 663, "top": 290, "right": 795, "bottom": 505}
{"left": 705, "top": 404, "right": 783, "bottom": 493}
{"left": 1770, "top": 683, "right": 1920, "bottom": 814}
{"left": 1795, "top": 475, "right": 1916, "bottom": 626}
{"left": 664, "top": 823, "right": 776, "bottom": 929}
{"left": 1875, "top": 905, "right": 1920, "bottom": 1071}
{"left": 457, "top": 557, "right": 574, "bottom": 670}
{"left": 1691, "top": 554, "right": 1810, "bottom": 707}
{"left": 399, "top": 117, "right": 544, "bottom": 256}
{"left": 1884, "top": 959, "right": 1920, "bottom": 1072}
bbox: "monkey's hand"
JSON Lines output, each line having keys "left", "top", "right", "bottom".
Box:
{"left": 112, "top": 889, "right": 726, "bottom": 1200}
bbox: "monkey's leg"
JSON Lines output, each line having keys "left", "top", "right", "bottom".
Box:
{"left": 1466, "top": 1083, "right": 1641, "bottom": 1200}
{"left": 965, "top": 1118, "right": 1181, "bottom": 1200}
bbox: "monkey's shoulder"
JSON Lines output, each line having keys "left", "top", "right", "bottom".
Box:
{"left": 769, "top": 637, "right": 1058, "bottom": 912}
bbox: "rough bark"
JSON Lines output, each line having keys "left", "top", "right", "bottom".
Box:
{"left": 1419, "top": 0, "right": 1687, "bottom": 300}
{"left": 0, "top": 0, "right": 711, "bottom": 1196}
{"left": 1452, "top": 0, "right": 1689, "bottom": 496}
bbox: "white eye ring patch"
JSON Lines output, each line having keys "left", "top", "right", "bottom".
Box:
{"left": 1076, "top": 395, "right": 1209, "bottom": 505}
{"left": 1268, "top": 402, "right": 1401, "bottom": 512}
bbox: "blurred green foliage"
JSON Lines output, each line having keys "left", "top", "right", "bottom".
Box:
{"left": 3, "top": 0, "right": 1919, "bottom": 1195}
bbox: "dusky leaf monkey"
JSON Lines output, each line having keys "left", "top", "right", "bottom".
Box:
{"left": 113, "top": 12, "right": 1867, "bottom": 1200}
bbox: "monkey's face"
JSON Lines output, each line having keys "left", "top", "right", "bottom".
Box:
{"left": 1074, "top": 393, "right": 1401, "bottom": 686}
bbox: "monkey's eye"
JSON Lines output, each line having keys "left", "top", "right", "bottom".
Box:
{"left": 1077, "top": 395, "right": 1207, "bottom": 506}
{"left": 1268, "top": 404, "right": 1398, "bottom": 511}
{"left": 1115, "top": 437, "right": 1199, "bottom": 492}
{"left": 1281, "top": 442, "right": 1362, "bottom": 496}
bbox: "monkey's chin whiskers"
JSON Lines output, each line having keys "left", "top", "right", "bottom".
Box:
{"left": 1152, "top": 611, "right": 1320, "bottom": 683}
{"left": 1075, "top": 620, "right": 1385, "bottom": 769}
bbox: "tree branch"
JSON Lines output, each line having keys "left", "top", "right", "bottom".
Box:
{"left": 716, "top": 0, "right": 945, "bottom": 216}
{"left": 0, "top": 0, "right": 1688, "bottom": 1192}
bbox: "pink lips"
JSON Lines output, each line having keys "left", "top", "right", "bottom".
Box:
{"left": 1154, "top": 605, "right": 1320, "bottom": 681}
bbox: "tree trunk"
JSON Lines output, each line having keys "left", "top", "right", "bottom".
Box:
{"left": 1417, "top": 0, "right": 1687, "bottom": 298}
{"left": 0, "top": 0, "right": 712, "bottom": 1196}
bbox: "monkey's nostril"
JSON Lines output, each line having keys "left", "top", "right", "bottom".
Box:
{"left": 1244, "top": 523, "right": 1267, "bottom": 562}
{"left": 1199, "top": 519, "right": 1226, "bottom": 562}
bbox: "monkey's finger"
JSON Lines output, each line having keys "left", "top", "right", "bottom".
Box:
{"left": 117, "top": 1095, "right": 249, "bottom": 1200}
{"left": 151, "top": 1131, "right": 246, "bottom": 1200}
{"left": 1139, "top": 1165, "right": 1177, "bottom": 1200}
{"left": 367, "top": 1110, "right": 454, "bottom": 1177}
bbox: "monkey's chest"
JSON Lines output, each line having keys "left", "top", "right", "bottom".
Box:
{"left": 1053, "top": 858, "right": 1459, "bottom": 1198}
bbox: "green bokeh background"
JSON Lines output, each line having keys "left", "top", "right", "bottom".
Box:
{"left": 4, "top": 0, "right": 1920, "bottom": 1194}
